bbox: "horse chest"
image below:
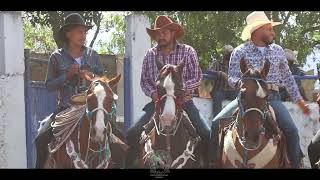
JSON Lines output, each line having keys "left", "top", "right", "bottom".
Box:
{"left": 222, "top": 130, "right": 278, "bottom": 168}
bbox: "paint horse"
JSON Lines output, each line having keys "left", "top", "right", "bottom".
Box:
{"left": 139, "top": 59, "right": 203, "bottom": 169}
{"left": 218, "top": 58, "right": 291, "bottom": 168}
{"left": 44, "top": 72, "right": 128, "bottom": 168}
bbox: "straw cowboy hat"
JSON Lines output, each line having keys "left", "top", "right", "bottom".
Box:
{"left": 59, "top": 13, "right": 93, "bottom": 42}
{"left": 241, "top": 11, "right": 281, "bottom": 41}
{"left": 146, "top": 15, "right": 185, "bottom": 40}
{"left": 284, "top": 48, "right": 298, "bottom": 63}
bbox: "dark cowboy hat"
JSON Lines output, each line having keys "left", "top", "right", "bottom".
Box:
{"left": 146, "top": 15, "right": 185, "bottom": 40}
{"left": 59, "top": 13, "right": 93, "bottom": 42}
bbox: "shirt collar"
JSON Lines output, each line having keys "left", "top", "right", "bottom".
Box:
{"left": 154, "top": 40, "right": 181, "bottom": 55}
{"left": 248, "top": 40, "right": 273, "bottom": 53}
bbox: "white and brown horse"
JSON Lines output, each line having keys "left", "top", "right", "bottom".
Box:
{"left": 139, "top": 59, "right": 203, "bottom": 169}
{"left": 218, "top": 58, "right": 291, "bottom": 168}
{"left": 44, "top": 72, "right": 128, "bottom": 168}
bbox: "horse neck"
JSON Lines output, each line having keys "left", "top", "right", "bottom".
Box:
{"left": 153, "top": 112, "right": 190, "bottom": 155}
{"left": 242, "top": 94, "right": 267, "bottom": 111}
{"left": 78, "top": 116, "right": 90, "bottom": 159}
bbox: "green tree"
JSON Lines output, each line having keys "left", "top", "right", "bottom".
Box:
{"left": 23, "top": 11, "right": 103, "bottom": 48}
{"left": 23, "top": 16, "right": 57, "bottom": 53}
{"left": 96, "top": 12, "right": 128, "bottom": 55}
{"left": 135, "top": 11, "right": 320, "bottom": 70}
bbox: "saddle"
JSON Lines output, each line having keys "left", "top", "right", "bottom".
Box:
{"left": 70, "top": 92, "right": 87, "bottom": 106}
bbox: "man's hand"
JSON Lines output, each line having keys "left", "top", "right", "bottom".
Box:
{"left": 66, "top": 64, "right": 79, "bottom": 80}
{"left": 297, "top": 99, "right": 310, "bottom": 115}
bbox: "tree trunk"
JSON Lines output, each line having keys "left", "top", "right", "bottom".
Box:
{"left": 89, "top": 22, "right": 100, "bottom": 48}
{"left": 89, "top": 12, "right": 102, "bottom": 48}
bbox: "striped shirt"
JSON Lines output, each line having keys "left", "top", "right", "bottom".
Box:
{"left": 140, "top": 42, "right": 202, "bottom": 97}
{"left": 228, "top": 41, "right": 302, "bottom": 103}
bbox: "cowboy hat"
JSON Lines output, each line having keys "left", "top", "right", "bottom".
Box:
{"left": 284, "top": 48, "right": 298, "bottom": 63}
{"left": 59, "top": 13, "right": 93, "bottom": 42}
{"left": 146, "top": 15, "right": 185, "bottom": 40}
{"left": 241, "top": 11, "right": 281, "bottom": 41}
{"left": 222, "top": 45, "right": 234, "bottom": 55}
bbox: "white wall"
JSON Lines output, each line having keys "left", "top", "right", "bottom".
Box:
{"left": 0, "top": 11, "right": 26, "bottom": 168}
{"left": 125, "top": 14, "right": 151, "bottom": 125}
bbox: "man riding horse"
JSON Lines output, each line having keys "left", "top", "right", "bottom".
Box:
{"left": 125, "top": 15, "right": 210, "bottom": 168}
{"left": 34, "top": 13, "right": 122, "bottom": 168}
{"left": 209, "top": 11, "right": 310, "bottom": 168}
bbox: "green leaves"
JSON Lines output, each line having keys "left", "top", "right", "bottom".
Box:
{"left": 140, "top": 11, "right": 320, "bottom": 70}
{"left": 23, "top": 11, "right": 103, "bottom": 49}
{"left": 23, "top": 15, "right": 57, "bottom": 53}
{"left": 23, "top": 11, "right": 320, "bottom": 70}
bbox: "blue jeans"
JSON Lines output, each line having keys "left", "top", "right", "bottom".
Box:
{"left": 209, "top": 91, "right": 302, "bottom": 168}
{"left": 210, "top": 90, "right": 237, "bottom": 119}
{"left": 126, "top": 100, "right": 210, "bottom": 166}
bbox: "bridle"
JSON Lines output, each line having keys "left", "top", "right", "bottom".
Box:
{"left": 154, "top": 83, "right": 185, "bottom": 136}
{"left": 235, "top": 76, "right": 270, "bottom": 151}
{"left": 83, "top": 79, "right": 117, "bottom": 152}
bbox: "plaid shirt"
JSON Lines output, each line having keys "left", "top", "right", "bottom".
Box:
{"left": 140, "top": 42, "right": 202, "bottom": 97}
{"left": 208, "top": 60, "right": 234, "bottom": 92}
{"left": 45, "top": 46, "right": 104, "bottom": 108}
{"left": 228, "top": 41, "right": 302, "bottom": 103}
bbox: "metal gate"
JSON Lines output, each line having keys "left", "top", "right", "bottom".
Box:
{"left": 24, "top": 52, "right": 57, "bottom": 168}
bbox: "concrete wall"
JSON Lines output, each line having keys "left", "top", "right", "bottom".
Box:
{"left": 125, "top": 14, "right": 151, "bottom": 125}
{"left": 0, "top": 11, "right": 27, "bottom": 168}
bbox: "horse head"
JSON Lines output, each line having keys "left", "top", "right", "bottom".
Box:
{"left": 154, "top": 58, "right": 185, "bottom": 135}
{"left": 236, "top": 58, "right": 270, "bottom": 150}
{"left": 82, "top": 71, "right": 121, "bottom": 143}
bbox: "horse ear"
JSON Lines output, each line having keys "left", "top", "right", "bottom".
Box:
{"left": 260, "top": 59, "right": 270, "bottom": 79}
{"left": 108, "top": 74, "right": 121, "bottom": 88}
{"left": 156, "top": 58, "right": 164, "bottom": 71}
{"left": 240, "top": 58, "right": 248, "bottom": 74}
{"left": 176, "top": 58, "right": 186, "bottom": 73}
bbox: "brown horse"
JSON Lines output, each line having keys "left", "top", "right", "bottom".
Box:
{"left": 218, "top": 58, "right": 291, "bottom": 168}
{"left": 44, "top": 72, "right": 128, "bottom": 168}
{"left": 138, "top": 59, "right": 203, "bottom": 169}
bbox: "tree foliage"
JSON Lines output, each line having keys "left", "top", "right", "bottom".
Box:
{"left": 136, "top": 11, "right": 320, "bottom": 70}
{"left": 23, "top": 16, "right": 57, "bottom": 53}
{"left": 23, "top": 11, "right": 320, "bottom": 70}
{"left": 23, "top": 11, "right": 103, "bottom": 48}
